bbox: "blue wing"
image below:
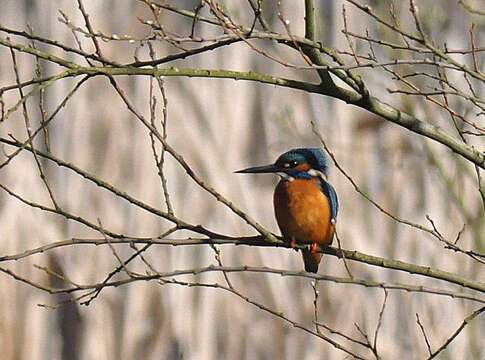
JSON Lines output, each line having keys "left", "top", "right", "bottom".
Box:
{"left": 320, "top": 180, "right": 339, "bottom": 220}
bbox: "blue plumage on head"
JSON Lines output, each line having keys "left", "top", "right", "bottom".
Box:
{"left": 277, "top": 148, "right": 329, "bottom": 175}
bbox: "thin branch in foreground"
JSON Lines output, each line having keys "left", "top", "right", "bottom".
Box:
{"left": 427, "top": 305, "right": 485, "bottom": 359}
{"left": 0, "top": 76, "right": 89, "bottom": 170}
{"left": 315, "top": 320, "right": 370, "bottom": 350}
{"left": 310, "top": 117, "right": 485, "bottom": 263}
{"left": 107, "top": 76, "right": 280, "bottom": 243}
{"left": 312, "top": 279, "right": 320, "bottom": 333}
{"left": 0, "top": 182, "right": 123, "bottom": 238}
{"left": 354, "top": 322, "right": 373, "bottom": 353}
{"left": 97, "top": 219, "right": 134, "bottom": 277}
{"left": 157, "top": 277, "right": 367, "bottom": 359}
{"left": 9, "top": 46, "right": 60, "bottom": 210}
{"left": 80, "top": 226, "right": 178, "bottom": 306}
{"left": 416, "top": 313, "right": 433, "bottom": 356}
{"left": 147, "top": 41, "right": 173, "bottom": 216}
{"left": 372, "top": 289, "right": 388, "bottom": 359}
{"left": 76, "top": 0, "right": 105, "bottom": 62}
{"left": 0, "top": 206, "right": 483, "bottom": 295}
{"left": 0, "top": 136, "right": 233, "bottom": 240}
{"left": 3, "top": 258, "right": 485, "bottom": 305}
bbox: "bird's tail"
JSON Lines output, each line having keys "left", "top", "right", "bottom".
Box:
{"left": 301, "top": 248, "right": 322, "bottom": 273}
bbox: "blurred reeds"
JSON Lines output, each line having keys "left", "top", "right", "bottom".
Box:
{"left": 0, "top": 1, "right": 483, "bottom": 359}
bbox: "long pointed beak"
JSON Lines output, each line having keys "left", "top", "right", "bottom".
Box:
{"left": 235, "top": 163, "right": 280, "bottom": 174}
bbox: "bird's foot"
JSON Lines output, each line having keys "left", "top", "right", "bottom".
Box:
{"left": 310, "top": 242, "right": 319, "bottom": 254}
{"left": 289, "top": 238, "right": 299, "bottom": 252}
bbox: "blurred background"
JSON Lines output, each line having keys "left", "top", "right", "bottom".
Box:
{"left": 0, "top": 1, "right": 483, "bottom": 359}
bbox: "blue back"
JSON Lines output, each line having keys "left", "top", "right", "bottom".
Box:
{"left": 320, "top": 180, "right": 339, "bottom": 220}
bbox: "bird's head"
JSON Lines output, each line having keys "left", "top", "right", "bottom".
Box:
{"left": 236, "top": 148, "right": 328, "bottom": 180}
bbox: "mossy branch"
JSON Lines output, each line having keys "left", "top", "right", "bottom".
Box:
{"left": 1, "top": 30, "right": 483, "bottom": 168}
{"left": 1, "top": 137, "right": 483, "bottom": 294}
{"left": 65, "top": 65, "right": 485, "bottom": 169}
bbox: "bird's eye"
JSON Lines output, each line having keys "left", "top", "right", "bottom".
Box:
{"left": 282, "top": 160, "right": 299, "bottom": 168}
{"left": 283, "top": 161, "right": 298, "bottom": 168}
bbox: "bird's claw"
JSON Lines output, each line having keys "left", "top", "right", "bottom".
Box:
{"left": 310, "top": 243, "right": 319, "bottom": 254}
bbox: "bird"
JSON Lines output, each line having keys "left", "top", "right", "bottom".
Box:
{"left": 236, "top": 148, "right": 339, "bottom": 273}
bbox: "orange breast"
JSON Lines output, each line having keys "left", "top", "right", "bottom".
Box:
{"left": 274, "top": 178, "right": 334, "bottom": 245}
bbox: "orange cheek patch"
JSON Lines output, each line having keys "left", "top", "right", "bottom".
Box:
{"left": 295, "top": 163, "right": 310, "bottom": 172}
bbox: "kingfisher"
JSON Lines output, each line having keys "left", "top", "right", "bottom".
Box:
{"left": 236, "top": 148, "right": 339, "bottom": 273}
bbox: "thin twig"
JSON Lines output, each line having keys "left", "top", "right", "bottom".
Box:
{"left": 427, "top": 305, "right": 485, "bottom": 359}
{"left": 416, "top": 313, "right": 433, "bottom": 355}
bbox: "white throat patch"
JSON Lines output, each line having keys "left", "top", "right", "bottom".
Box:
{"left": 278, "top": 172, "right": 295, "bottom": 181}
{"left": 307, "top": 169, "right": 328, "bottom": 181}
